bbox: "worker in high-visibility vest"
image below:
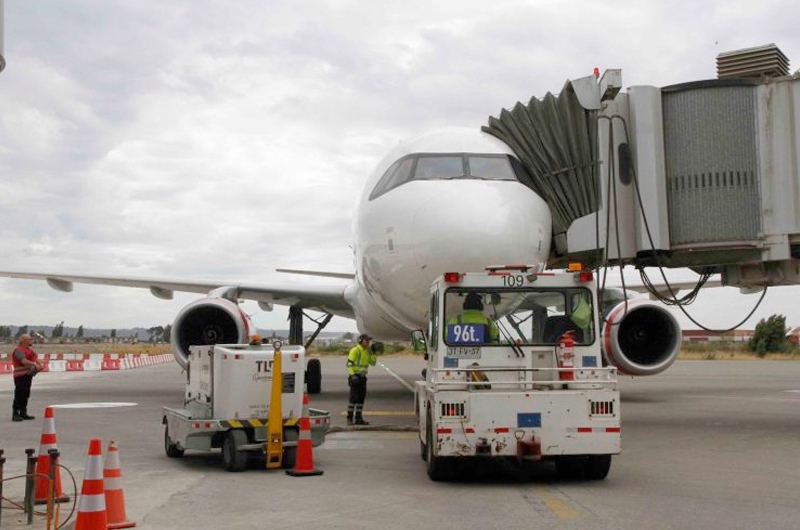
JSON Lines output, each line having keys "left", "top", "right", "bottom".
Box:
{"left": 448, "top": 292, "right": 499, "bottom": 343}
{"left": 346, "top": 334, "right": 378, "bottom": 425}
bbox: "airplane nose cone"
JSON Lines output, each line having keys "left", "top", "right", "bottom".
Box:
{"left": 410, "top": 182, "right": 551, "bottom": 273}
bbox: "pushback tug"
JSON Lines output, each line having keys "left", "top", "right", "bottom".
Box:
{"left": 415, "top": 265, "right": 620, "bottom": 481}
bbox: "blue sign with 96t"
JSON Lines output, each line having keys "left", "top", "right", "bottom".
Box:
{"left": 447, "top": 323, "right": 485, "bottom": 344}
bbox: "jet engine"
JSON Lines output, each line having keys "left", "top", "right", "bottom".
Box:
{"left": 170, "top": 298, "right": 254, "bottom": 370}
{"left": 601, "top": 299, "right": 681, "bottom": 376}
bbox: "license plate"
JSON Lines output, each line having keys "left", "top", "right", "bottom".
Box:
{"left": 446, "top": 347, "right": 481, "bottom": 359}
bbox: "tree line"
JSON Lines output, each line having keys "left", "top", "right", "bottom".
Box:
{"left": 0, "top": 323, "right": 172, "bottom": 343}
{"left": 0, "top": 316, "right": 795, "bottom": 355}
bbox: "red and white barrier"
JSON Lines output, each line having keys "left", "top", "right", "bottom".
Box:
{"left": 48, "top": 360, "right": 66, "bottom": 372}
{"left": 3, "top": 353, "right": 173, "bottom": 374}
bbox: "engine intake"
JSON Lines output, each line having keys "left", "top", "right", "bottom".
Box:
{"left": 170, "top": 298, "right": 253, "bottom": 369}
{"left": 602, "top": 299, "right": 681, "bottom": 376}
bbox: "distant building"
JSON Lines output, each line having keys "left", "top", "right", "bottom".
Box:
{"left": 682, "top": 327, "right": 800, "bottom": 344}
{"left": 681, "top": 329, "right": 754, "bottom": 343}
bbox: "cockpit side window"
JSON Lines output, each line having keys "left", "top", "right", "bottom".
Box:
{"left": 369, "top": 156, "right": 415, "bottom": 200}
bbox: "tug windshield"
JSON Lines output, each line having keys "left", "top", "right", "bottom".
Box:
{"left": 443, "top": 287, "right": 595, "bottom": 347}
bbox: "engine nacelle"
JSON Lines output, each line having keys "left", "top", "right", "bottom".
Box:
{"left": 602, "top": 299, "right": 681, "bottom": 376}
{"left": 170, "top": 298, "right": 254, "bottom": 370}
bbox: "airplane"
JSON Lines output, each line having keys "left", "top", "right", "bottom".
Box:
{"left": 0, "top": 127, "right": 682, "bottom": 389}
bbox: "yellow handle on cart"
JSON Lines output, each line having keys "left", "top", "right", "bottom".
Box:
{"left": 265, "top": 342, "right": 283, "bottom": 469}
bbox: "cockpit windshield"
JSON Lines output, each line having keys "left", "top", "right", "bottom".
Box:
{"left": 443, "top": 287, "right": 595, "bottom": 347}
{"left": 369, "top": 153, "right": 522, "bottom": 200}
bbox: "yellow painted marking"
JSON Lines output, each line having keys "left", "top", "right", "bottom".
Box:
{"left": 338, "top": 410, "right": 415, "bottom": 416}
{"left": 536, "top": 485, "right": 581, "bottom": 519}
{"left": 227, "top": 420, "right": 243, "bottom": 428}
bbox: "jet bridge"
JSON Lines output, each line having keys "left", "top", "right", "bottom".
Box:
{"left": 484, "top": 44, "right": 800, "bottom": 290}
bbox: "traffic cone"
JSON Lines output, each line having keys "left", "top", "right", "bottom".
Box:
{"left": 104, "top": 441, "right": 136, "bottom": 529}
{"left": 34, "top": 406, "right": 70, "bottom": 504}
{"left": 75, "top": 438, "right": 107, "bottom": 530}
{"left": 286, "top": 392, "right": 323, "bottom": 477}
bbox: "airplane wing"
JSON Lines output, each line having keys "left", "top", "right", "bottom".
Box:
{"left": 275, "top": 268, "right": 356, "bottom": 280}
{"left": 0, "top": 270, "right": 354, "bottom": 317}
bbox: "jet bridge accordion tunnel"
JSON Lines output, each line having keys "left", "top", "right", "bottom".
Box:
{"left": 484, "top": 47, "right": 800, "bottom": 290}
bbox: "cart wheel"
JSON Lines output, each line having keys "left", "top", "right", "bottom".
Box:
{"left": 425, "top": 408, "right": 451, "bottom": 481}
{"left": 222, "top": 430, "right": 248, "bottom": 472}
{"left": 585, "top": 455, "right": 612, "bottom": 480}
{"left": 164, "top": 426, "right": 184, "bottom": 458}
{"left": 306, "top": 359, "right": 322, "bottom": 394}
{"left": 281, "top": 447, "right": 297, "bottom": 469}
{"left": 555, "top": 456, "right": 585, "bottom": 480}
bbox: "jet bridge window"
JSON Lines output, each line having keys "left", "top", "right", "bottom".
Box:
{"left": 369, "top": 153, "right": 523, "bottom": 200}
{"left": 443, "top": 288, "right": 595, "bottom": 347}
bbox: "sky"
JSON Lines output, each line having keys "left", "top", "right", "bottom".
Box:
{"left": 1, "top": 0, "right": 799, "bottom": 335}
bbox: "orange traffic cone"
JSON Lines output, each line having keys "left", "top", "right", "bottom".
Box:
{"left": 75, "top": 438, "right": 107, "bottom": 530}
{"left": 104, "top": 441, "right": 136, "bottom": 529}
{"left": 34, "top": 406, "right": 70, "bottom": 504}
{"left": 286, "top": 392, "right": 323, "bottom": 477}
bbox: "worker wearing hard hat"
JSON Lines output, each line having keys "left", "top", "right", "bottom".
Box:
{"left": 346, "top": 334, "right": 379, "bottom": 426}
{"left": 449, "top": 292, "right": 499, "bottom": 343}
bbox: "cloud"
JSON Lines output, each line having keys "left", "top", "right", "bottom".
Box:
{"left": 1, "top": 0, "right": 799, "bottom": 331}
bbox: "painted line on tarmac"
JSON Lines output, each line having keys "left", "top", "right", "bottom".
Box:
{"left": 687, "top": 394, "right": 800, "bottom": 402}
{"left": 377, "top": 361, "right": 415, "bottom": 392}
{"left": 535, "top": 485, "right": 581, "bottom": 520}
{"left": 50, "top": 402, "right": 138, "bottom": 409}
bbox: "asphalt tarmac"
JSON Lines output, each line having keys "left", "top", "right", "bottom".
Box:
{"left": 1, "top": 357, "right": 799, "bottom": 529}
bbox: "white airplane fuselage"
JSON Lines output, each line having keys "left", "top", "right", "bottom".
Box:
{"left": 0, "top": 126, "right": 683, "bottom": 378}
{"left": 344, "top": 128, "right": 552, "bottom": 340}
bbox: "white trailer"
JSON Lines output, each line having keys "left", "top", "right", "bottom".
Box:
{"left": 163, "top": 341, "right": 330, "bottom": 472}
{"left": 415, "top": 265, "right": 620, "bottom": 481}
